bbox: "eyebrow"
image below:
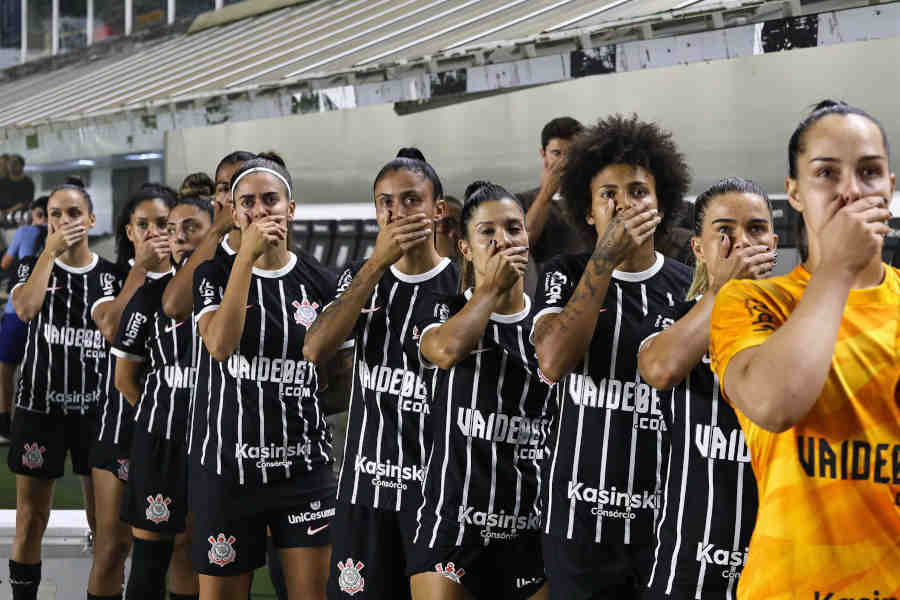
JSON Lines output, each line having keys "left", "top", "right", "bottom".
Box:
{"left": 809, "top": 154, "right": 887, "bottom": 163}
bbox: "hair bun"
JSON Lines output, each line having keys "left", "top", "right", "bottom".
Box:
{"left": 464, "top": 180, "right": 491, "bottom": 201}
{"left": 65, "top": 175, "right": 86, "bottom": 189}
{"left": 812, "top": 99, "right": 847, "bottom": 113}
{"left": 396, "top": 147, "right": 426, "bottom": 162}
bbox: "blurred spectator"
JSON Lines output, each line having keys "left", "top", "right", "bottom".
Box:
{"left": 435, "top": 195, "right": 462, "bottom": 261}
{"left": 1, "top": 155, "right": 34, "bottom": 214}
{"left": 0, "top": 154, "right": 9, "bottom": 180}
{"left": 0, "top": 196, "right": 48, "bottom": 440}
{"left": 180, "top": 172, "right": 215, "bottom": 197}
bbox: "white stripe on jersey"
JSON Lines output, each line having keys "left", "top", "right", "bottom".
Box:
{"left": 394, "top": 284, "right": 420, "bottom": 511}
{"left": 483, "top": 324, "right": 507, "bottom": 546}
{"left": 566, "top": 356, "right": 589, "bottom": 540}
{"left": 546, "top": 380, "right": 565, "bottom": 535}
{"left": 373, "top": 282, "right": 400, "bottom": 508}
{"left": 166, "top": 317, "right": 178, "bottom": 439}
{"left": 427, "top": 365, "right": 456, "bottom": 548}
{"left": 256, "top": 278, "right": 268, "bottom": 484}
{"left": 20, "top": 291, "right": 37, "bottom": 411}
{"left": 216, "top": 360, "right": 226, "bottom": 475}
{"left": 336, "top": 342, "right": 359, "bottom": 496}
{"left": 454, "top": 338, "right": 484, "bottom": 546}
{"left": 641, "top": 283, "right": 648, "bottom": 317}
{"left": 147, "top": 322, "right": 165, "bottom": 429}
{"left": 236, "top": 336, "right": 245, "bottom": 484}
{"left": 81, "top": 274, "right": 88, "bottom": 414}
{"left": 595, "top": 283, "right": 624, "bottom": 544}
{"left": 513, "top": 326, "right": 531, "bottom": 523}
{"left": 47, "top": 276, "right": 57, "bottom": 416}
{"left": 694, "top": 384, "right": 720, "bottom": 596}
{"left": 648, "top": 391, "right": 676, "bottom": 589}
{"left": 666, "top": 374, "right": 692, "bottom": 594}
{"left": 350, "top": 289, "right": 379, "bottom": 503}
{"left": 278, "top": 281, "right": 291, "bottom": 480}
{"left": 624, "top": 368, "right": 641, "bottom": 544}
{"left": 727, "top": 461, "right": 745, "bottom": 600}
{"left": 63, "top": 274, "right": 71, "bottom": 416}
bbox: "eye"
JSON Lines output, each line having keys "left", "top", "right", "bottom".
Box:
{"left": 861, "top": 166, "right": 882, "bottom": 178}
{"left": 241, "top": 198, "right": 254, "bottom": 208}
{"left": 816, "top": 167, "right": 835, "bottom": 179}
{"left": 600, "top": 190, "right": 616, "bottom": 200}
{"left": 750, "top": 224, "right": 767, "bottom": 234}
{"left": 480, "top": 227, "right": 494, "bottom": 236}
{"left": 717, "top": 225, "right": 732, "bottom": 235}
{"left": 632, "top": 187, "right": 649, "bottom": 199}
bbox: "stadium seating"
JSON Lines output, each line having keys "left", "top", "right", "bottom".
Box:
{"left": 290, "top": 219, "right": 379, "bottom": 271}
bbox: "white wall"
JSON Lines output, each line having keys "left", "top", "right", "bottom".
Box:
{"left": 166, "top": 35, "right": 900, "bottom": 204}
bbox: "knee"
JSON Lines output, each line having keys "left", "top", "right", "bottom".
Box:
{"left": 16, "top": 503, "right": 50, "bottom": 540}
{"left": 93, "top": 534, "right": 132, "bottom": 570}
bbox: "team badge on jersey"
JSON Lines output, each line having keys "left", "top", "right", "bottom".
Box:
{"left": 100, "top": 272, "right": 118, "bottom": 297}
{"left": 16, "top": 263, "right": 30, "bottom": 281}
{"left": 199, "top": 278, "right": 216, "bottom": 306}
{"left": 146, "top": 494, "right": 172, "bottom": 524}
{"left": 336, "top": 558, "right": 365, "bottom": 595}
{"left": 292, "top": 300, "right": 319, "bottom": 327}
{"left": 310, "top": 500, "right": 321, "bottom": 510}
{"left": 21, "top": 443, "right": 46, "bottom": 469}
{"left": 208, "top": 534, "right": 237, "bottom": 566}
{"left": 117, "top": 458, "right": 130, "bottom": 481}
{"left": 434, "top": 562, "right": 465, "bottom": 584}
{"left": 435, "top": 303, "right": 450, "bottom": 322}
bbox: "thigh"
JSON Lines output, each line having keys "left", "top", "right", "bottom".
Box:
{"left": 89, "top": 439, "right": 130, "bottom": 483}
{"left": 8, "top": 410, "right": 66, "bottom": 478}
{"left": 199, "top": 573, "right": 252, "bottom": 600}
{"left": 327, "top": 504, "right": 410, "bottom": 600}
{"left": 280, "top": 545, "right": 331, "bottom": 600}
{"left": 410, "top": 572, "right": 471, "bottom": 600}
{"left": 92, "top": 468, "right": 129, "bottom": 540}
{"left": 16, "top": 474, "right": 55, "bottom": 516}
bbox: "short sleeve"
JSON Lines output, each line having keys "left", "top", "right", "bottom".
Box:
{"left": 6, "top": 228, "right": 23, "bottom": 259}
{"left": 10, "top": 255, "right": 37, "bottom": 295}
{"left": 638, "top": 299, "right": 694, "bottom": 353}
{"left": 530, "top": 254, "right": 583, "bottom": 342}
{"left": 408, "top": 293, "right": 459, "bottom": 369}
{"left": 91, "top": 265, "right": 125, "bottom": 318}
{"left": 112, "top": 289, "right": 151, "bottom": 362}
{"left": 709, "top": 279, "right": 786, "bottom": 401}
{"left": 193, "top": 259, "right": 226, "bottom": 321}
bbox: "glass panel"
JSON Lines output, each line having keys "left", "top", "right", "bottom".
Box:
{"left": 26, "top": 1, "right": 51, "bottom": 60}
{"left": 0, "top": 1, "right": 22, "bottom": 68}
{"left": 59, "top": 0, "right": 87, "bottom": 53}
{"left": 224, "top": 0, "right": 243, "bottom": 5}
{"left": 133, "top": 0, "right": 166, "bottom": 31}
{"left": 177, "top": 0, "right": 216, "bottom": 19}
{"left": 94, "top": 0, "right": 125, "bottom": 42}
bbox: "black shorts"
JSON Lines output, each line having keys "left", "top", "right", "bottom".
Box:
{"left": 408, "top": 533, "right": 546, "bottom": 600}
{"left": 190, "top": 463, "right": 337, "bottom": 576}
{"left": 542, "top": 534, "right": 650, "bottom": 600}
{"left": 89, "top": 438, "right": 132, "bottom": 483}
{"left": 121, "top": 427, "right": 189, "bottom": 534}
{"left": 326, "top": 503, "right": 417, "bottom": 599}
{"left": 8, "top": 409, "right": 96, "bottom": 478}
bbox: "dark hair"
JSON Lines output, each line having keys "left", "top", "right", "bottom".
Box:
{"left": 561, "top": 114, "right": 690, "bottom": 245}
{"left": 65, "top": 175, "right": 85, "bottom": 187}
{"left": 788, "top": 99, "right": 891, "bottom": 178}
{"left": 179, "top": 172, "right": 215, "bottom": 197}
{"left": 115, "top": 186, "right": 177, "bottom": 267}
{"left": 173, "top": 193, "right": 214, "bottom": 222}
{"left": 10, "top": 154, "right": 24, "bottom": 167}
{"left": 541, "top": 117, "right": 584, "bottom": 150}
{"left": 49, "top": 183, "right": 93, "bottom": 214}
{"left": 458, "top": 180, "right": 524, "bottom": 291}
{"left": 230, "top": 157, "right": 294, "bottom": 199}
{"left": 256, "top": 151, "right": 286, "bottom": 168}
{"left": 444, "top": 195, "right": 462, "bottom": 209}
{"left": 373, "top": 148, "right": 444, "bottom": 201}
{"left": 686, "top": 177, "right": 773, "bottom": 300}
{"left": 215, "top": 151, "right": 256, "bottom": 181}
{"left": 30, "top": 195, "right": 49, "bottom": 214}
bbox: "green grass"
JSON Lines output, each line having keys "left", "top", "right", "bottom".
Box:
{"left": 0, "top": 446, "right": 279, "bottom": 598}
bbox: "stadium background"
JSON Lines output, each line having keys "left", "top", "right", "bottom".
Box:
{"left": 0, "top": 0, "right": 898, "bottom": 597}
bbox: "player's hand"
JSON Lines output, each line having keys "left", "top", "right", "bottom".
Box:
{"left": 707, "top": 236, "right": 776, "bottom": 293}
{"left": 820, "top": 195, "right": 891, "bottom": 276}
{"left": 594, "top": 198, "right": 661, "bottom": 265}
{"left": 483, "top": 241, "right": 528, "bottom": 294}
{"left": 242, "top": 215, "right": 287, "bottom": 259}
{"left": 371, "top": 213, "right": 432, "bottom": 268}
{"left": 134, "top": 230, "right": 171, "bottom": 271}
{"left": 45, "top": 223, "right": 87, "bottom": 257}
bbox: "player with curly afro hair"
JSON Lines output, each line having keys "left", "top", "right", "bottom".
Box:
{"left": 532, "top": 114, "right": 695, "bottom": 600}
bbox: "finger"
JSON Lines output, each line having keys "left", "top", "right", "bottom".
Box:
{"left": 857, "top": 207, "right": 892, "bottom": 224}
{"left": 392, "top": 222, "right": 433, "bottom": 236}
{"left": 394, "top": 231, "right": 431, "bottom": 244}
{"left": 868, "top": 222, "right": 892, "bottom": 237}
{"left": 846, "top": 195, "right": 889, "bottom": 211}
{"left": 630, "top": 216, "right": 661, "bottom": 237}
{"left": 501, "top": 246, "right": 529, "bottom": 257}
{"left": 742, "top": 251, "right": 777, "bottom": 266}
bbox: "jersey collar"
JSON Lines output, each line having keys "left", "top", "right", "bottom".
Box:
{"left": 252, "top": 252, "right": 297, "bottom": 278}
{"left": 612, "top": 251, "right": 665, "bottom": 283}
{"left": 390, "top": 257, "right": 452, "bottom": 284}
{"left": 127, "top": 258, "right": 172, "bottom": 279}
{"left": 55, "top": 252, "right": 99, "bottom": 274}
{"left": 464, "top": 288, "right": 532, "bottom": 324}
{"left": 221, "top": 237, "right": 237, "bottom": 256}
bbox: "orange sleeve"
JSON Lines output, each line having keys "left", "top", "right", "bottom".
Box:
{"left": 709, "top": 278, "right": 787, "bottom": 401}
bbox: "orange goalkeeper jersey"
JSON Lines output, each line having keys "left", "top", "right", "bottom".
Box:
{"left": 710, "top": 264, "right": 900, "bottom": 600}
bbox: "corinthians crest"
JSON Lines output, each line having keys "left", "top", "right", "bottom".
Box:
{"left": 208, "top": 533, "right": 237, "bottom": 567}
{"left": 22, "top": 443, "right": 46, "bottom": 469}
{"left": 336, "top": 558, "right": 364, "bottom": 595}
{"left": 117, "top": 459, "right": 130, "bottom": 481}
{"left": 435, "top": 562, "right": 465, "bottom": 584}
{"left": 146, "top": 494, "right": 172, "bottom": 524}
{"left": 292, "top": 299, "right": 319, "bottom": 327}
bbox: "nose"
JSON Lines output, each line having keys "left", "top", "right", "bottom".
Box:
{"left": 494, "top": 228, "right": 513, "bottom": 250}
{"left": 838, "top": 171, "right": 863, "bottom": 202}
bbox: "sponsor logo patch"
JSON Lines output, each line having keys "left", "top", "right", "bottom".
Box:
{"left": 336, "top": 558, "right": 365, "bottom": 595}
{"left": 207, "top": 533, "right": 237, "bottom": 567}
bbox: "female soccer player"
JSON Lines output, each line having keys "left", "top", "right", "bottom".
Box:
{"left": 532, "top": 115, "right": 692, "bottom": 599}
{"left": 89, "top": 187, "right": 175, "bottom": 600}
{"left": 7, "top": 183, "right": 123, "bottom": 600}
{"left": 709, "top": 101, "right": 900, "bottom": 597}
{"left": 113, "top": 194, "right": 215, "bottom": 600}
{"left": 409, "top": 181, "right": 550, "bottom": 600}
{"left": 638, "top": 178, "right": 777, "bottom": 599}
{"left": 192, "top": 157, "right": 341, "bottom": 600}
{"left": 303, "top": 148, "right": 457, "bottom": 599}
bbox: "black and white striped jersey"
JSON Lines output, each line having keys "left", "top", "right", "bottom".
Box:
{"left": 535, "top": 252, "right": 691, "bottom": 546}
{"left": 95, "top": 266, "right": 171, "bottom": 446}
{"left": 191, "top": 250, "right": 348, "bottom": 487}
{"left": 645, "top": 302, "right": 757, "bottom": 598}
{"left": 112, "top": 270, "right": 198, "bottom": 441}
{"left": 412, "top": 291, "right": 554, "bottom": 547}
{"left": 216, "top": 236, "right": 238, "bottom": 263}
{"left": 12, "top": 254, "right": 124, "bottom": 415}
{"left": 335, "top": 257, "right": 458, "bottom": 512}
